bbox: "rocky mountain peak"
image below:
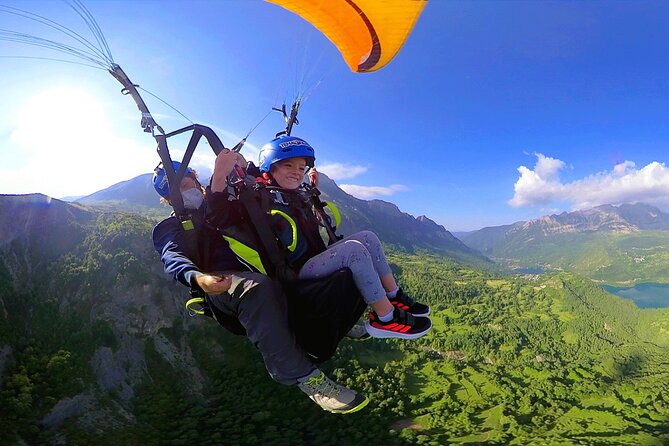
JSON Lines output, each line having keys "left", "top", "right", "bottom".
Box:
{"left": 71, "top": 171, "right": 489, "bottom": 264}
{"left": 460, "top": 201, "right": 669, "bottom": 258}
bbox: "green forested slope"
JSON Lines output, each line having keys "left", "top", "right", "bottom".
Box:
{"left": 392, "top": 254, "right": 669, "bottom": 444}
{"left": 469, "top": 229, "right": 669, "bottom": 286}
{"left": 1, "top": 198, "right": 668, "bottom": 445}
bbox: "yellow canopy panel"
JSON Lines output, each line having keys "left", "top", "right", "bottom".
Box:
{"left": 267, "top": 0, "right": 427, "bottom": 73}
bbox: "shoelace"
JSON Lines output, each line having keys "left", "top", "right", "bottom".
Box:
{"left": 304, "top": 374, "right": 342, "bottom": 398}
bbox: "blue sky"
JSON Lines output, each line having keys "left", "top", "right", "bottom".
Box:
{"left": 2, "top": 1, "right": 669, "bottom": 231}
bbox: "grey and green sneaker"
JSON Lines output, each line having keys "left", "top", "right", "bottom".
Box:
{"left": 346, "top": 319, "right": 371, "bottom": 341}
{"left": 297, "top": 370, "right": 369, "bottom": 414}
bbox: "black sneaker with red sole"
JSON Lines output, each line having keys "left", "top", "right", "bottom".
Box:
{"left": 365, "top": 307, "right": 431, "bottom": 339}
{"left": 389, "top": 288, "right": 430, "bottom": 316}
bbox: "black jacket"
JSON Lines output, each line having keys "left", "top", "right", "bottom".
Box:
{"left": 205, "top": 185, "right": 326, "bottom": 272}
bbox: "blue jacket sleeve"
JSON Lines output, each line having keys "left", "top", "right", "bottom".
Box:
{"left": 152, "top": 217, "right": 202, "bottom": 290}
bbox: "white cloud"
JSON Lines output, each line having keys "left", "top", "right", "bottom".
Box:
{"left": 339, "top": 184, "right": 408, "bottom": 199}
{"left": 318, "top": 163, "right": 368, "bottom": 180}
{"left": 509, "top": 153, "right": 669, "bottom": 209}
{"left": 533, "top": 153, "right": 566, "bottom": 181}
{"left": 613, "top": 160, "right": 635, "bottom": 175}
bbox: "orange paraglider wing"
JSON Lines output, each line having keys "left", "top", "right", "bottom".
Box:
{"left": 266, "top": 0, "right": 427, "bottom": 73}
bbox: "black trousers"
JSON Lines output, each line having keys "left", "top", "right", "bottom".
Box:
{"left": 207, "top": 271, "right": 315, "bottom": 384}
{"left": 206, "top": 269, "right": 367, "bottom": 384}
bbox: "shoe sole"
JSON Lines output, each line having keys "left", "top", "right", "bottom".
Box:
{"left": 345, "top": 334, "right": 371, "bottom": 341}
{"left": 364, "top": 321, "right": 432, "bottom": 339}
{"left": 327, "top": 395, "right": 370, "bottom": 414}
{"left": 410, "top": 309, "right": 430, "bottom": 317}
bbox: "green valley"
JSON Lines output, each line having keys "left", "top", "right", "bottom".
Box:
{"left": 2, "top": 203, "right": 668, "bottom": 445}
{"left": 461, "top": 203, "right": 669, "bottom": 286}
{"left": 501, "top": 230, "right": 669, "bottom": 286}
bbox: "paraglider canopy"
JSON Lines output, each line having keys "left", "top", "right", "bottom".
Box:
{"left": 267, "top": 0, "right": 427, "bottom": 73}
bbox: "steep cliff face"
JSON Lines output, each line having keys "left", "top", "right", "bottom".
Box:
{"left": 519, "top": 207, "right": 636, "bottom": 235}
{"left": 0, "top": 194, "right": 210, "bottom": 437}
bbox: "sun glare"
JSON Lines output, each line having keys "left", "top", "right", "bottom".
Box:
{"left": 11, "top": 88, "right": 104, "bottom": 170}
{"left": 4, "top": 86, "right": 155, "bottom": 198}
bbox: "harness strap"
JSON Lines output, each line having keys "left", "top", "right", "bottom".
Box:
{"left": 306, "top": 185, "right": 342, "bottom": 245}
{"left": 155, "top": 125, "right": 229, "bottom": 267}
{"left": 238, "top": 186, "right": 297, "bottom": 283}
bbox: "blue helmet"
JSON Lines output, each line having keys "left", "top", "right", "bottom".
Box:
{"left": 152, "top": 161, "right": 193, "bottom": 198}
{"left": 258, "top": 135, "right": 315, "bottom": 173}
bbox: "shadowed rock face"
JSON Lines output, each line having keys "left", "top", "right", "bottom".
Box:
{"left": 0, "top": 345, "right": 11, "bottom": 386}
{"left": 0, "top": 194, "right": 94, "bottom": 270}
{"left": 0, "top": 194, "right": 193, "bottom": 433}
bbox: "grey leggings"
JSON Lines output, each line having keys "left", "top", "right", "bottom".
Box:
{"left": 299, "top": 230, "right": 392, "bottom": 305}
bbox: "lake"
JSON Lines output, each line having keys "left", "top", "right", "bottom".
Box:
{"left": 601, "top": 282, "right": 669, "bottom": 309}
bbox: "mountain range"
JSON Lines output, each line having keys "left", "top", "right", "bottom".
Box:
{"left": 73, "top": 173, "right": 167, "bottom": 217}
{"left": 313, "top": 174, "right": 487, "bottom": 264}
{"left": 73, "top": 171, "right": 489, "bottom": 266}
{"left": 72, "top": 172, "right": 669, "bottom": 284}
{"left": 459, "top": 203, "right": 669, "bottom": 284}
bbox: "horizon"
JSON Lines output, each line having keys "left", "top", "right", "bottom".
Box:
{"left": 3, "top": 170, "right": 666, "bottom": 234}
{"left": 2, "top": 1, "right": 669, "bottom": 231}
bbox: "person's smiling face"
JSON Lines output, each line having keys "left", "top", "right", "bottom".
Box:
{"left": 271, "top": 157, "right": 307, "bottom": 189}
